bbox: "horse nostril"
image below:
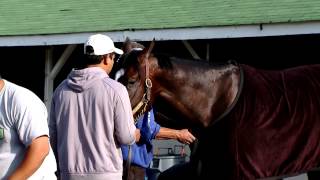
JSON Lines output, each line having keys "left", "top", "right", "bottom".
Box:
{"left": 128, "top": 81, "right": 135, "bottom": 85}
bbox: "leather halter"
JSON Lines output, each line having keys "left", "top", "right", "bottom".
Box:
{"left": 131, "top": 40, "right": 155, "bottom": 123}
{"left": 125, "top": 42, "right": 155, "bottom": 180}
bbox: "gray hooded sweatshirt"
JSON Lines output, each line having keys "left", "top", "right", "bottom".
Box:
{"left": 49, "top": 67, "right": 136, "bottom": 180}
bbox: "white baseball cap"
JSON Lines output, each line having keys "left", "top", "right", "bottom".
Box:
{"left": 84, "top": 34, "right": 123, "bottom": 55}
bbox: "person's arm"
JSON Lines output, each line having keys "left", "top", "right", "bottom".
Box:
{"left": 155, "top": 127, "right": 196, "bottom": 145}
{"left": 114, "top": 85, "right": 139, "bottom": 144}
{"left": 8, "top": 136, "right": 49, "bottom": 180}
{"left": 49, "top": 99, "right": 59, "bottom": 177}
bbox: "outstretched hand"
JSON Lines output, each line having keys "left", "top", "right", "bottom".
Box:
{"left": 176, "top": 129, "right": 196, "bottom": 145}
{"left": 155, "top": 127, "right": 196, "bottom": 144}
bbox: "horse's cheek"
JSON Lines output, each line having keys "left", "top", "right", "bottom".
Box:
{"left": 127, "top": 83, "right": 143, "bottom": 104}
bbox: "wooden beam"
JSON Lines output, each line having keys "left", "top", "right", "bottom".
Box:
{"left": 49, "top": 44, "right": 77, "bottom": 79}
{"left": 206, "top": 43, "right": 210, "bottom": 61}
{"left": 44, "top": 44, "right": 77, "bottom": 112}
{"left": 44, "top": 46, "right": 54, "bottom": 111}
{"left": 182, "top": 40, "right": 200, "bottom": 59}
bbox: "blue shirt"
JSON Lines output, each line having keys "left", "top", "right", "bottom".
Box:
{"left": 121, "top": 108, "right": 161, "bottom": 168}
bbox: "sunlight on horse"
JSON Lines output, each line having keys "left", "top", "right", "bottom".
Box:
{"left": 112, "top": 38, "right": 320, "bottom": 180}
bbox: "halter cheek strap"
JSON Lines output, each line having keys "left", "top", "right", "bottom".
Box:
{"left": 145, "top": 40, "right": 154, "bottom": 102}
{"left": 132, "top": 40, "right": 155, "bottom": 123}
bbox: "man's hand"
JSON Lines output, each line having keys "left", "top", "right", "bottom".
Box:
{"left": 135, "top": 129, "right": 141, "bottom": 142}
{"left": 176, "top": 129, "right": 196, "bottom": 145}
{"left": 156, "top": 127, "right": 196, "bottom": 145}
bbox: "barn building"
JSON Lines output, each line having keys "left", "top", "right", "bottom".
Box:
{"left": 0, "top": 1, "right": 319, "bottom": 179}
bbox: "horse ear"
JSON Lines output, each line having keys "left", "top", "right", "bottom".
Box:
{"left": 122, "top": 37, "right": 133, "bottom": 54}
{"left": 138, "top": 38, "right": 155, "bottom": 63}
{"left": 145, "top": 38, "right": 155, "bottom": 58}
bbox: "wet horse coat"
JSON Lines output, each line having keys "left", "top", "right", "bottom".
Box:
{"left": 115, "top": 40, "right": 320, "bottom": 179}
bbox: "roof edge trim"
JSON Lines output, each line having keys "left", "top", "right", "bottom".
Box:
{"left": 0, "top": 21, "right": 319, "bottom": 46}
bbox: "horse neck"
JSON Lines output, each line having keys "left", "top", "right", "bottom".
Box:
{"left": 153, "top": 61, "right": 240, "bottom": 127}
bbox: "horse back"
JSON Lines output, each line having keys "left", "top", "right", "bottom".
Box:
{"left": 194, "top": 64, "right": 320, "bottom": 179}
{"left": 231, "top": 64, "right": 320, "bottom": 179}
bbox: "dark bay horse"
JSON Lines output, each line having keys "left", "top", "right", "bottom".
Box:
{"left": 113, "top": 39, "right": 320, "bottom": 179}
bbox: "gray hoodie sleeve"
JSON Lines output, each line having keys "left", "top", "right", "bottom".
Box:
{"left": 48, "top": 98, "right": 58, "bottom": 164}
{"left": 113, "top": 86, "right": 136, "bottom": 145}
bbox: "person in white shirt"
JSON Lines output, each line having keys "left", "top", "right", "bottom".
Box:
{"left": 0, "top": 76, "right": 57, "bottom": 180}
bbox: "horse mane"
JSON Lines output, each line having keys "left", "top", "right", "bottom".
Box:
{"left": 119, "top": 39, "right": 236, "bottom": 72}
{"left": 153, "top": 53, "right": 236, "bottom": 70}
{"left": 117, "top": 42, "right": 237, "bottom": 75}
{"left": 153, "top": 53, "right": 173, "bottom": 69}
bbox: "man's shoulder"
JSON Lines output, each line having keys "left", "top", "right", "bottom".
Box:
{"left": 102, "top": 78, "right": 127, "bottom": 95}
{"left": 52, "top": 80, "right": 68, "bottom": 96}
{"left": 5, "top": 80, "right": 43, "bottom": 103}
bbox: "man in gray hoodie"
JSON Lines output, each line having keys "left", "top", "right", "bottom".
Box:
{"left": 49, "top": 34, "right": 140, "bottom": 180}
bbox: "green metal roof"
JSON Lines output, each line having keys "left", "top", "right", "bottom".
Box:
{"left": 1, "top": 0, "right": 320, "bottom": 36}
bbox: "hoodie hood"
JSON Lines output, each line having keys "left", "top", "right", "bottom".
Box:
{"left": 67, "top": 67, "right": 108, "bottom": 92}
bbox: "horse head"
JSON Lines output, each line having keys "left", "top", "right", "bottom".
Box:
{"left": 112, "top": 39, "right": 158, "bottom": 122}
